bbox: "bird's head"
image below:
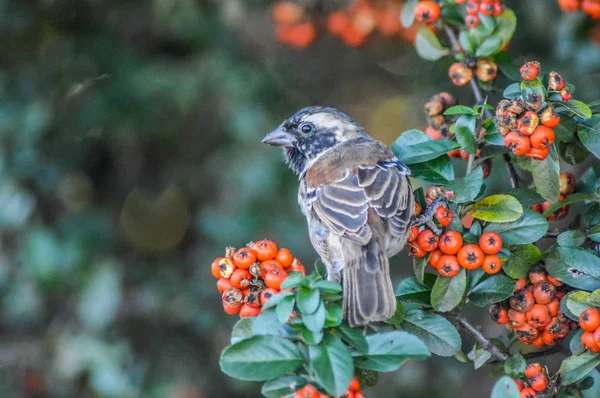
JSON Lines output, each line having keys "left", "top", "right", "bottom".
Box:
{"left": 262, "top": 106, "right": 367, "bottom": 175}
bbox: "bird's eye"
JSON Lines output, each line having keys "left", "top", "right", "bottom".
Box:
{"left": 300, "top": 123, "right": 314, "bottom": 134}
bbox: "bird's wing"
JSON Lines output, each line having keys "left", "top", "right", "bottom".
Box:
{"left": 304, "top": 140, "right": 413, "bottom": 246}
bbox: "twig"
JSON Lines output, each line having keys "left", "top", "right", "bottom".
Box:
{"left": 544, "top": 230, "right": 562, "bottom": 238}
{"left": 442, "top": 311, "right": 509, "bottom": 362}
{"left": 503, "top": 153, "right": 520, "bottom": 189}
{"left": 443, "top": 24, "right": 462, "bottom": 55}
{"left": 489, "top": 346, "right": 565, "bottom": 365}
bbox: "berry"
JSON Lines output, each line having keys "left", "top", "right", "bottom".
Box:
{"left": 217, "top": 277, "right": 233, "bottom": 293}
{"left": 520, "top": 61, "right": 541, "bottom": 81}
{"left": 272, "top": 2, "right": 304, "bottom": 25}
{"left": 254, "top": 240, "right": 278, "bottom": 261}
{"left": 558, "top": 0, "right": 581, "bottom": 12}
{"left": 429, "top": 249, "right": 443, "bottom": 269}
{"left": 233, "top": 248, "right": 257, "bottom": 270}
{"left": 260, "top": 288, "right": 278, "bottom": 305}
{"left": 524, "top": 363, "right": 543, "bottom": 378}
{"left": 520, "top": 388, "right": 538, "bottom": 398}
{"left": 515, "top": 278, "right": 528, "bottom": 291}
{"left": 480, "top": 0, "right": 495, "bottom": 16}
{"left": 426, "top": 126, "right": 442, "bottom": 140}
{"left": 541, "top": 108, "right": 560, "bottom": 128}
{"left": 435, "top": 206, "right": 453, "bottom": 227}
{"left": 583, "top": 0, "right": 600, "bottom": 19}
{"left": 505, "top": 131, "right": 531, "bottom": 156}
{"left": 217, "top": 258, "right": 236, "bottom": 279}
{"left": 529, "top": 267, "right": 548, "bottom": 284}
{"left": 417, "top": 229, "right": 439, "bottom": 252}
{"left": 561, "top": 87, "right": 572, "bottom": 101}
{"left": 264, "top": 269, "right": 288, "bottom": 290}
{"left": 466, "top": 0, "right": 480, "bottom": 15}
{"left": 408, "top": 226, "right": 419, "bottom": 242}
{"left": 409, "top": 243, "right": 428, "bottom": 258}
{"left": 479, "top": 232, "right": 503, "bottom": 255}
{"left": 415, "top": 203, "right": 423, "bottom": 216}
{"left": 437, "top": 255, "right": 460, "bottom": 277}
{"left": 579, "top": 308, "right": 600, "bottom": 332}
{"left": 533, "top": 282, "right": 556, "bottom": 305}
{"left": 582, "top": 331, "right": 598, "bottom": 350}
{"left": 548, "top": 71, "right": 566, "bottom": 91}
{"left": 275, "top": 248, "right": 294, "bottom": 268}
{"left": 349, "top": 378, "right": 360, "bottom": 391}
{"left": 547, "top": 299, "right": 560, "bottom": 317}
{"left": 508, "top": 309, "right": 527, "bottom": 328}
{"left": 260, "top": 259, "right": 284, "bottom": 278}
{"left": 230, "top": 268, "right": 253, "bottom": 290}
{"left": 526, "top": 304, "right": 551, "bottom": 328}
{"left": 559, "top": 172, "right": 576, "bottom": 195}
{"left": 511, "top": 289, "right": 535, "bottom": 313}
{"left": 482, "top": 255, "right": 502, "bottom": 274}
{"left": 327, "top": 11, "right": 350, "bottom": 36}
{"left": 476, "top": 59, "right": 498, "bottom": 82}
{"left": 526, "top": 147, "right": 549, "bottom": 160}
{"left": 465, "top": 14, "right": 481, "bottom": 29}
{"left": 449, "top": 63, "right": 473, "bottom": 86}
{"left": 414, "top": 1, "right": 441, "bottom": 24}
{"left": 211, "top": 257, "right": 224, "bottom": 279}
{"left": 439, "top": 230, "right": 464, "bottom": 255}
{"left": 457, "top": 244, "right": 485, "bottom": 270}
{"left": 530, "top": 126, "right": 555, "bottom": 149}
{"left": 239, "top": 303, "right": 261, "bottom": 318}
{"left": 518, "top": 112, "right": 539, "bottom": 136}
{"left": 529, "top": 373, "right": 548, "bottom": 392}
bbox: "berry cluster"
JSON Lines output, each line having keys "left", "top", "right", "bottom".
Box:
{"left": 408, "top": 188, "right": 503, "bottom": 278}
{"left": 456, "top": 0, "right": 504, "bottom": 29}
{"left": 448, "top": 59, "right": 499, "bottom": 86}
{"left": 424, "top": 92, "right": 457, "bottom": 140}
{"left": 512, "top": 363, "right": 549, "bottom": 397}
{"left": 293, "top": 377, "right": 364, "bottom": 398}
{"left": 490, "top": 266, "right": 573, "bottom": 348}
{"left": 273, "top": 1, "right": 423, "bottom": 48}
{"left": 578, "top": 307, "right": 600, "bottom": 352}
{"left": 558, "top": 0, "right": 600, "bottom": 19}
{"left": 496, "top": 63, "right": 567, "bottom": 161}
{"left": 531, "top": 172, "right": 576, "bottom": 221}
{"left": 211, "top": 240, "right": 306, "bottom": 318}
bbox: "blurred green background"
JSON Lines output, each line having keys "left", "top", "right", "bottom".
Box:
{"left": 1, "top": 0, "right": 600, "bottom": 397}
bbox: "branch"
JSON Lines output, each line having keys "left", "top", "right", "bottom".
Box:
{"left": 442, "top": 311, "right": 509, "bottom": 362}
{"left": 503, "top": 153, "right": 520, "bottom": 189}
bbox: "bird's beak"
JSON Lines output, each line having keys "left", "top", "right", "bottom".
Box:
{"left": 262, "top": 127, "right": 295, "bottom": 147}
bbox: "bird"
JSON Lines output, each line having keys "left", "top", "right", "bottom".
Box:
{"left": 262, "top": 106, "right": 414, "bottom": 327}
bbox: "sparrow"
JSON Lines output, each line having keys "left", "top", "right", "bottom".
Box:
{"left": 262, "top": 106, "right": 414, "bottom": 327}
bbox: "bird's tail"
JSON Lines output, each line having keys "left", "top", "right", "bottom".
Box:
{"left": 342, "top": 241, "right": 396, "bottom": 327}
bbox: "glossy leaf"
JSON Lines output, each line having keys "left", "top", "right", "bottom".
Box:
{"left": 261, "top": 376, "right": 306, "bottom": 398}
{"left": 578, "top": 115, "right": 600, "bottom": 158}
{"left": 392, "top": 130, "right": 459, "bottom": 164}
{"left": 352, "top": 331, "right": 430, "bottom": 372}
{"left": 484, "top": 210, "right": 548, "bottom": 245}
{"left": 413, "top": 256, "right": 428, "bottom": 284}
{"left": 560, "top": 352, "right": 600, "bottom": 386}
{"left": 336, "top": 322, "right": 369, "bottom": 354}
{"left": 395, "top": 274, "right": 437, "bottom": 305}
{"left": 401, "top": 0, "right": 418, "bottom": 27}
{"left": 503, "top": 83, "right": 521, "bottom": 99}
{"left": 490, "top": 376, "right": 521, "bottom": 398}
{"left": 467, "top": 274, "right": 514, "bottom": 306}
{"left": 532, "top": 146, "right": 560, "bottom": 202}
{"left": 309, "top": 334, "right": 354, "bottom": 396}
{"left": 454, "top": 115, "right": 478, "bottom": 154}
{"left": 542, "top": 193, "right": 595, "bottom": 216}
{"left": 296, "top": 287, "right": 320, "bottom": 315}
{"left": 277, "top": 295, "right": 296, "bottom": 324}
{"left": 303, "top": 300, "right": 327, "bottom": 333}
{"left": 558, "top": 230, "right": 587, "bottom": 247}
{"left": 402, "top": 310, "right": 461, "bottom": 356}
{"left": 546, "top": 247, "right": 600, "bottom": 291}
{"left": 445, "top": 166, "right": 484, "bottom": 203}
{"left": 431, "top": 268, "right": 467, "bottom": 312}
{"left": 231, "top": 317, "right": 254, "bottom": 344}
{"left": 409, "top": 155, "right": 455, "bottom": 184}
{"left": 467, "top": 194, "right": 523, "bottom": 223}
{"left": 502, "top": 244, "right": 542, "bottom": 279}
{"left": 415, "top": 27, "right": 450, "bottom": 61}
{"left": 563, "top": 99, "right": 592, "bottom": 119}
{"left": 504, "top": 354, "right": 526, "bottom": 378}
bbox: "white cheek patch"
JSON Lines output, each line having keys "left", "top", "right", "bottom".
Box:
{"left": 304, "top": 113, "right": 346, "bottom": 131}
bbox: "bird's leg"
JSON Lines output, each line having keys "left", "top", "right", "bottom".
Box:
{"left": 410, "top": 194, "right": 447, "bottom": 235}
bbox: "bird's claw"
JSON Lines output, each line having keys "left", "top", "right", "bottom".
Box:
{"left": 410, "top": 194, "right": 448, "bottom": 234}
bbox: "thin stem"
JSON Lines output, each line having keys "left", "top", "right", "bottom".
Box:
{"left": 443, "top": 24, "right": 462, "bottom": 55}
{"left": 544, "top": 230, "right": 561, "bottom": 238}
{"left": 503, "top": 153, "right": 520, "bottom": 189}
{"left": 442, "top": 311, "right": 509, "bottom": 362}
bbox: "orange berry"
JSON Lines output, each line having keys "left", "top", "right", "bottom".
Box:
{"left": 457, "top": 244, "right": 485, "bottom": 270}
{"left": 525, "top": 363, "right": 543, "bottom": 378}
{"left": 449, "top": 63, "right": 473, "bottom": 86}
{"left": 260, "top": 259, "right": 284, "bottom": 278}
{"left": 295, "top": 385, "right": 319, "bottom": 398}
{"left": 515, "top": 278, "right": 528, "bottom": 291}
{"left": 476, "top": 59, "right": 498, "bottom": 82}
{"left": 327, "top": 11, "right": 351, "bottom": 36}
{"left": 272, "top": 2, "right": 304, "bottom": 25}
{"left": 505, "top": 131, "right": 531, "bottom": 156}
{"left": 530, "top": 126, "right": 555, "bottom": 149}
{"left": 217, "top": 257, "right": 236, "bottom": 279}
{"left": 439, "top": 230, "right": 463, "bottom": 255}
{"left": 526, "top": 304, "right": 551, "bottom": 328}
{"left": 426, "top": 126, "right": 442, "bottom": 140}
{"left": 437, "top": 255, "right": 460, "bottom": 277}
{"left": 529, "top": 373, "right": 548, "bottom": 392}
{"left": 230, "top": 269, "right": 252, "bottom": 290}
{"left": 579, "top": 308, "right": 600, "bottom": 332}
{"left": 583, "top": 0, "right": 600, "bottom": 19}
{"left": 520, "top": 61, "right": 541, "bottom": 81}
{"left": 349, "top": 377, "right": 360, "bottom": 391}
{"left": 520, "top": 387, "right": 538, "bottom": 398}
{"left": 254, "top": 240, "right": 278, "bottom": 261}
{"left": 408, "top": 226, "right": 419, "bottom": 242}
{"left": 582, "top": 331, "right": 598, "bottom": 350}
{"left": 559, "top": 172, "right": 576, "bottom": 196}
{"left": 435, "top": 206, "right": 453, "bottom": 227}
{"left": 429, "top": 249, "right": 443, "bottom": 270}
{"left": 518, "top": 112, "right": 539, "bottom": 136}
{"left": 508, "top": 309, "right": 528, "bottom": 328}
{"left": 409, "top": 243, "right": 428, "bottom": 258}
{"left": 239, "top": 303, "right": 261, "bottom": 318}
{"left": 289, "top": 261, "right": 306, "bottom": 275}
{"left": 529, "top": 267, "right": 548, "bottom": 285}
{"left": 414, "top": 203, "right": 423, "bottom": 216}
{"left": 549, "top": 71, "right": 566, "bottom": 91}
{"left": 547, "top": 299, "right": 560, "bottom": 317}
{"left": 482, "top": 255, "right": 502, "bottom": 274}
{"left": 533, "top": 282, "right": 556, "bottom": 305}
{"left": 275, "top": 248, "right": 294, "bottom": 268}
{"left": 217, "top": 277, "right": 233, "bottom": 293}
{"left": 465, "top": 14, "right": 480, "bottom": 29}
{"left": 479, "top": 232, "right": 503, "bottom": 255}
{"left": 541, "top": 108, "right": 560, "bottom": 128}
{"left": 559, "top": 0, "right": 581, "bottom": 11}
{"left": 511, "top": 289, "right": 535, "bottom": 313}
{"left": 259, "top": 288, "right": 278, "bottom": 306}
{"left": 233, "top": 248, "right": 257, "bottom": 270}
{"left": 414, "top": 1, "right": 441, "bottom": 24}
{"left": 211, "top": 257, "right": 224, "bottom": 279}
{"left": 264, "top": 269, "right": 288, "bottom": 290}
{"left": 417, "top": 229, "right": 439, "bottom": 252}
{"left": 526, "top": 146, "right": 549, "bottom": 160}
{"left": 223, "top": 301, "right": 242, "bottom": 315}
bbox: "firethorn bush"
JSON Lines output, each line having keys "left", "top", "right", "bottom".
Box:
{"left": 214, "top": 1, "right": 600, "bottom": 397}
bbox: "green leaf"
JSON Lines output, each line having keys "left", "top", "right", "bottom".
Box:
{"left": 352, "top": 331, "right": 430, "bottom": 372}
{"left": 414, "top": 27, "right": 450, "bottom": 61}
{"left": 300, "top": 328, "right": 323, "bottom": 345}
{"left": 503, "top": 83, "right": 521, "bottom": 99}
{"left": 504, "top": 354, "right": 527, "bottom": 378}
{"left": 431, "top": 268, "right": 467, "bottom": 312}
{"left": 495, "top": 10, "right": 517, "bottom": 46}
{"left": 459, "top": 31, "right": 476, "bottom": 54}
{"left": 468, "top": 343, "right": 492, "bottom": 370}
{"left": 563, "top": 100, "right": 593, "bottom": 119}
{"left": 281, "top": 273, "right": 308, "bottom": 289}
{"left": 336, "top": 322, "right": 368, "bottom": 354}
{"left": 303, "top": 300, "right": 327, "bottom": 333}
{"left": 325, "top": 303, "right": 343, "bottom": 328}
{"left": 231, "top": 317, "right": 254, "bottom": 344}
{"left": 395, "top": 274, "right": 437, "bottom": 305}
{"left": 476, "top": 35, "right": 503, "bottom": 57}
{"left": 467, "top": 194, "right": 523, "bottom": 223}
{"left": 277, "top": 295, "right": 296, "bottom": 324}
{"left": 454, "top": 115, "right": 478, "bottom": 154}
{"left": 546, "top": 247, "right": 600, "bottom": 291}
{"left": 409, "top": 155, "right": 455, "bottom": 184}
{"left": 444, "top": 105, "right": 476, "bottom": 116}
{"left": 262, "top": 291, "right": 294, "bottom": 311}
{"left": 296, "top": 288, "right": 321, "bottom": 315}
{"left": 490, "top": 376, "right": 521, "bottom": 398}
{"left": 391, "top": 130, "right": 459, "bottom": 164}
{"left": 565, "top": 291, "right": 592, "bottom": 318}
{"left": 253, "top": 310, "right": 293, "bottom": 337}
{"left": 314, "top": 280, "right": 342, "bottom": 294}
{"left": 503, "top": 244, "right": 542, "bottom": 279}
{"left": 558, "top": 230, "right": 587, "bottom": 247}
{"left": 261, "top": 376, "right": 306, "bottom": 398}
{"left": 220, "top": 336, "right": 304, "bottom": 381}
{"left": 578, "top": 115, "right": 600, "bottom": 158}
{"left": 521, "top": 79, "right": 546, "bottom": 103}
{"left": 560, "top": 352, "right": 600, "bottom": 386}
{"left": 309, "top": 334, "right": 354, "bottom": 396}
{"left": 555, "top": 115, "right": 577, "bottom": 143}
{"left": 413, "top": 256, "right": 428, "bottom": 284}
{"left": 314, "top": 259, "right": 327, "bottom": 279}
{"left": 383, "top": 300, "right": 406, "bottom": 325}
{"left": 484, "top": 210, "right": 549, "bottom": 245}
{"left": 467, "top": 274, "right": 514, "bottom": 306}
{"left": 571, "top": 329, "right": 586, "bottom": 356}
{"left": 401, "top": 0, "right": 418, "bottom": 27}
{"left": 505, "top": 188, "right": 545, "bottom": 208}
{"left": 589, "top": 289, "right": 600, "bottom": 308}
{"left": 445, "top": 166, "right": 484, "bottom": 204}
{"left": 402, "top": 310, "right": 461, "bottom": 357}
{"left": 590, "top": 224, "right": 600, "bottom": 243}
{"left": 532, "top": 146, "right": 560, "bottom": 202}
